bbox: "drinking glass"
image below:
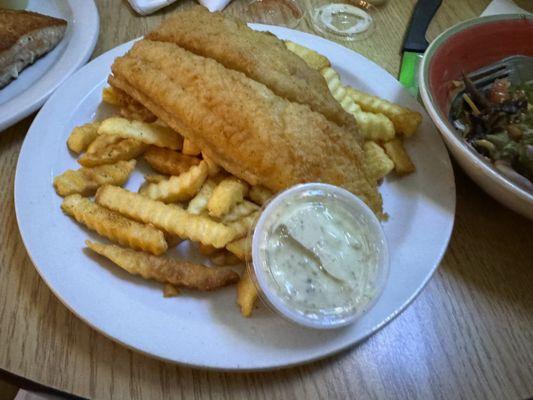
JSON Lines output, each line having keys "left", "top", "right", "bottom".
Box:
{"left": 245, "top": 0, "right": 304, "bottom": 28}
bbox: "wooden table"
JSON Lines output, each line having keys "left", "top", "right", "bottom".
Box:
{"left": 1, "top": 0, "right": 532, "bottom": 399}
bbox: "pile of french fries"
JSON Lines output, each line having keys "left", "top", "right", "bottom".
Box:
{"left": 54, "top": 98, "right": 268, "bottom": 314}
{"left": 53, "top": 43, "right": 422, "bottom": 318}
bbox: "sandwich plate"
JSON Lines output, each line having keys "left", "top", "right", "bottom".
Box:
{"left": 0, "top": 0, "right": 99, "bottom": 131}
{"left": 15, "top": 26, "right": 455, "bottom": 370}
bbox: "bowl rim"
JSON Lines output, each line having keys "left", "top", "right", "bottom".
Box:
{"left": 419, "top": 13, "right": 533, "bottom": 204}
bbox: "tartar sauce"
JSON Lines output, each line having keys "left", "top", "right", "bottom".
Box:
{"left": 252, "top": 184, "right": 388, "bottom": 328}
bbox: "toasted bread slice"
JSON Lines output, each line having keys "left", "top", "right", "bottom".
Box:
{"left": 0, "top": 9, "right": 67, "bottom": 88}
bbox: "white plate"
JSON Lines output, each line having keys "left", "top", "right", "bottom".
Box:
{"left": 0, "top": 0, "right": 99, "bottom": 131}
{"left": 15, "top": 26, "right": 456, "bottom": 370}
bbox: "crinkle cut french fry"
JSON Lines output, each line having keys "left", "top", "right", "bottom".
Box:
{"left": 139, "top": 161, "right": 208, "bottom": 202}
{"left": 202, "top": 153, "right": 221, "bottom": 177}
{"left": 221, "top": 200, "right": 259, "bottom": 223}
{"left": 103, "top": 87, "right": 157, "bottom": 122}
{"left": 78, "top": 138, "right": 147, "bottom": 167}
{"left": 95, "top": 185, "right": 236, "bottom": 248}
{"left": 165, "top": 234, "right": 183, "bottom": 248}
{"left": 182, "top": 138, "right": 201, "bottom": 156}
{"left": 284, "top": 41, "right": 330, "bottom": 70}
{"left": 363, "top": 141, "right": 394, "bottom": 182}
{"left": 62, "top": 194, "right": 167, "bottom": 255}
{"left": 145, "top": 174, "right": 168, "bottom": 184}
{"left": 67, "top": 122, "right": 101, "bottom": 153}
{"left": 226, "top": 211, "right": 259, "bottom": 240}
{"left": 347, "top": 87, "right": 422, "bottom": 136}
{"left": 102, "top": 86, "right": 130, "bottom": 106}
{"left": 248, "top": 185, "right": 273, "bottom": 206}
{"left": 119, "top": 103, "right": 157, "bottom": 123}
{"left": 144, "top": 145, "right": 201, "bottom": 176}
{"left": 383, "top": 137, "right": 416, "bottom": 176}
{"left": 163, "top": 283, "right": 180, "bottom": 297}
{"left": 86, "top": 134, "right": 123, "bottom": 154}
{"left": 187, "top": 179, "right": 217, "bottom": 215}
{"left": 53, "top": 160, "right": 136, "bottom": 197}
{"left": 98, "top": 117, "right": 182, "bottom": 150}
{"left": 208, "top": 178, "right": 249, "bottom": 218}
{"left": 199, "top": 243, "right": 218, "bottom": 256}
{"left": 237, "top": 269, "right": 258, "bottom": 317}
{"left": 226, "top": 237, "right": 251, "bottom": 261}
{"left": 321, "top": 67, "right": 395, "bottom": 141}
{"left": 210, "top": 251, "right": 242, "bottom": 266}
{"left": 86, "top": 241, "right": 239, "bottom": 291}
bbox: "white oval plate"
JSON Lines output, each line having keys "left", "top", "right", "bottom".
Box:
{"left": 15, "top": 26, "right": 456, "bottom": 370}
{"left": 0, "top": 0, "right": 99, "bottom": 131}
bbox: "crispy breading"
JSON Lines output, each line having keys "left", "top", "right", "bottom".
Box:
{"left": 119, "top": 103, "right": 158, "bottom": 123}
{"left": 146, "top": 6, "right": 354, "bottom": 129}
{"left": 182, "top": 138, "right": 201, "bottom": 156}
{"left": 143, "top": 145, "right": 200, "bottom": 176}
{"left": 86, "top": 241, "right": 239, "bottom": 291}
{"left": 102, "top": 86, "right": 129, "bottom": 106}
{"left": 109, "top": 40, "right": 382, "bottom": 214}
{"left": 201, "top": 153, "right": 221, "bottom": 177}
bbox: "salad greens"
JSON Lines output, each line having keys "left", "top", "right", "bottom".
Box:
{"left": 450, "top": 76, "right": 533, "bottom": 192}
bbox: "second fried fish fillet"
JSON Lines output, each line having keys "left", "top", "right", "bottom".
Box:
{"left": 146, "top": 6, "right": 355, "bottom": 130}
{"left": 110, "top": 40, "right": 382, "bottom": 215}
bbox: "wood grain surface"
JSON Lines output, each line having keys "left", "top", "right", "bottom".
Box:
{"left": 1, "top": 0, "right": 532, "bottom": 399}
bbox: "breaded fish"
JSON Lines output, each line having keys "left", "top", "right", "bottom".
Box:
{"left": 146, "top": 6, "right": 356, "bottom": 130}
{"left": 109, "top": 40, "right": 382, "bottom": 214}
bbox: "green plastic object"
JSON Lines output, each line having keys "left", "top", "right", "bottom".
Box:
{"left": 399, "top": 51, "right": 423, "bottom": 97}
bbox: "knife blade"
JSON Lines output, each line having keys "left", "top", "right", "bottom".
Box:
{"left": 399, "top": 0, "right": 443, "bottom": 96}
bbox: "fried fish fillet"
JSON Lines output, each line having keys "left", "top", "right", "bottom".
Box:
{"left": 146, "top": 6, "right": 355, "bottom": 130}
{"left": 109, "top": 40, "right": 382, "bottom": 214}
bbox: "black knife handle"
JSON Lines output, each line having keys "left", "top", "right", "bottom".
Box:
{"left": 402, "top": 0, "right": 443, "bottom": 53}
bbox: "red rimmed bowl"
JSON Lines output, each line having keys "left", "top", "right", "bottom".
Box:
{"left": 419, "top": 14, "right": 533, "bottom": 219}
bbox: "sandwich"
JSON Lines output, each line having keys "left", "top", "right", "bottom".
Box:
{"left": 0, "top": 9, "right": 67, "bottom": 88}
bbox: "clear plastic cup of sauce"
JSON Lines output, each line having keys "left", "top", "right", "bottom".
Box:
{"left": 247, "top": 183, "right": 389, "bottom": 329}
